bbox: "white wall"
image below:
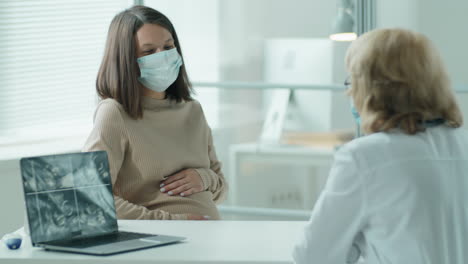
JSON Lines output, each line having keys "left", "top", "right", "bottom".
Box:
{"left": 377, "top": 0, "right": 468, "bottom": 127}
{"left": 219, "top": 0, "right": 338, "bottom": 82}
{"left": 0, "top": 160, "right": 23, "bottom": 236}
{"left": 377, "top": 0, "right": 420, "bottom": 31}
{"left": 215, "top": 0, "right": 346, "bottom": 212}
{"left": 216, "top": 0, "right": 341, "bottom": 139}
{"left": 418, "top": 0, "right": 468, "bottom": 87}
{"left": 378, "top": 0, "right": 468, "bottom": 87}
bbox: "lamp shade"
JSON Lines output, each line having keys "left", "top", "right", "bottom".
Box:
{"left": 329, "top": 6, "right": 357, "bottom": 41}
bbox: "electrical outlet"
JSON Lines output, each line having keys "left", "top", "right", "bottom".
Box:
{"left": 270, "top": 189, "right": 303, "bottom": 209}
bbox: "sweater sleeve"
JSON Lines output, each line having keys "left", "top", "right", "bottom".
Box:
{"left": 194, "top": 127, "right": 228, "bottom": 204}
{"left": 82, "top": 100, "right": 187, "bottom": 220}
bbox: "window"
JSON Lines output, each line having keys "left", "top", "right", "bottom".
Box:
{"left": 0, "top": 0, "right": 130, "bottom": 142}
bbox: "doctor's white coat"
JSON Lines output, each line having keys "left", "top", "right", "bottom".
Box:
{"left": 293, "top": 126, "right": 468, "bottom": 264}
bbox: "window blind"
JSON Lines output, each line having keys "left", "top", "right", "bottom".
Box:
{"left": 0, "top": 0, "right": 129, "bottom": 141}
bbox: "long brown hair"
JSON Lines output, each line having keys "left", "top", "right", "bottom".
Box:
{"left": 346, "top": 28, "right": 463, "bottom": 135}
{"left": 96, "top": 5, "right": 193, "bottom": 119}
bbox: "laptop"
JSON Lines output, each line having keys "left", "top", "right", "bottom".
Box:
{"left": 20, "top": 151, "right": 185, "bottom": 256}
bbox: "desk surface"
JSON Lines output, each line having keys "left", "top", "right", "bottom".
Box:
{"left": 0, "top": 220, "right": 306, "bottom": 264}
{"left": 230, "top": 142, "right": 335, "bottom": 155}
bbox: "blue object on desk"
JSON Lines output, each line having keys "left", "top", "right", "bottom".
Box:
{"left": 3, "top": 234, "right": 22, "bottom": 250}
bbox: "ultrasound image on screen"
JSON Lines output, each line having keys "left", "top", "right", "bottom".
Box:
{"left": 21, "top": 157, "right": 74, "bottom": 194}
{"left": 21, "top": 151, "right": 117, "bottom": 244}
{"left": 35, "top": 190, "right": 81, "bottom": 242}
{"left": 72, "top": 152, "right": 111, "bottom": 187}
{"left": 24, "top": 156, "right": 74, "bottom": 192}
{"left": 76, "top": 185, "right": 116, "bottom": 235}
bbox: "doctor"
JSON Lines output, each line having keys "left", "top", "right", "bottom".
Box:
{"left": 293, "top": 28, "right": 468, "bottom": 263}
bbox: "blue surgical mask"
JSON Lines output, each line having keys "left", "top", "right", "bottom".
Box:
{"left": 137, "top": 48, "right": 183, "bottom": 93}
{"left": 423, "top": 118, "right": 445, "bottom": 127}
{"left": 350, "top": 100, "right": 362, "bottom": 137}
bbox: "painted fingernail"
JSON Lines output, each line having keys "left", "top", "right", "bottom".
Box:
{"left": 180, "top": 193, "right": 185, "bottom": 197}
{"left": 203, "top": 215, "right": 211, "bottom": 219}
{"left": 168, "top": 191, "right": 173, "bottom": 195}
{"left": 160, "top": 188, "right": 166, "bottom": 192}
{"left": 160, "top": 183, "right": 165, "bottom": 187}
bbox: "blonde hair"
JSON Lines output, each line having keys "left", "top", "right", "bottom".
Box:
{"left": 345, "top": 28, "right": 462, "bottom": 135}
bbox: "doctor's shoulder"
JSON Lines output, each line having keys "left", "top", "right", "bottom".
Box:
{"left": 335, "top": 132, "right": 394, "bottom": 162}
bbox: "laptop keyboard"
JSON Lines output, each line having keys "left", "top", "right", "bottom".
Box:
{"left": 44, "top": 231, "right": 155, "bottom": 249}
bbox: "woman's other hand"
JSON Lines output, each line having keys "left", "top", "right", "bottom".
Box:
{"left": 160, "top": 169, "right": 204, "bottom": 197}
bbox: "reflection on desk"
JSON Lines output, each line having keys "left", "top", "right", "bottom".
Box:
{"left": 0, "top": 220, "right": 307, "bottom": 264}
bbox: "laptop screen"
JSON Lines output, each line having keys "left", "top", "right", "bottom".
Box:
{"left": 20, "top": 151, "right": 118, "bottom": 244}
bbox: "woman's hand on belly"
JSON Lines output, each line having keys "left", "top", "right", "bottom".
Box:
{"left": 160, "top": 169, "right": 204, "bottom": 197}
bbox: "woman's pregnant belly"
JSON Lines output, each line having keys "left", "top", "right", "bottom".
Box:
{"left": 146, "top": 191, "right": 220, "bottom": 220}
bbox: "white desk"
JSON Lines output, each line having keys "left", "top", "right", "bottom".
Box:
{"left": 0, "top": 220, "right": 307, "bottom": 264}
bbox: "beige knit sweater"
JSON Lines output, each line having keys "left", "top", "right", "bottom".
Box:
{"left": 82, "top": 97, "right": 227, "bottom": 220}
